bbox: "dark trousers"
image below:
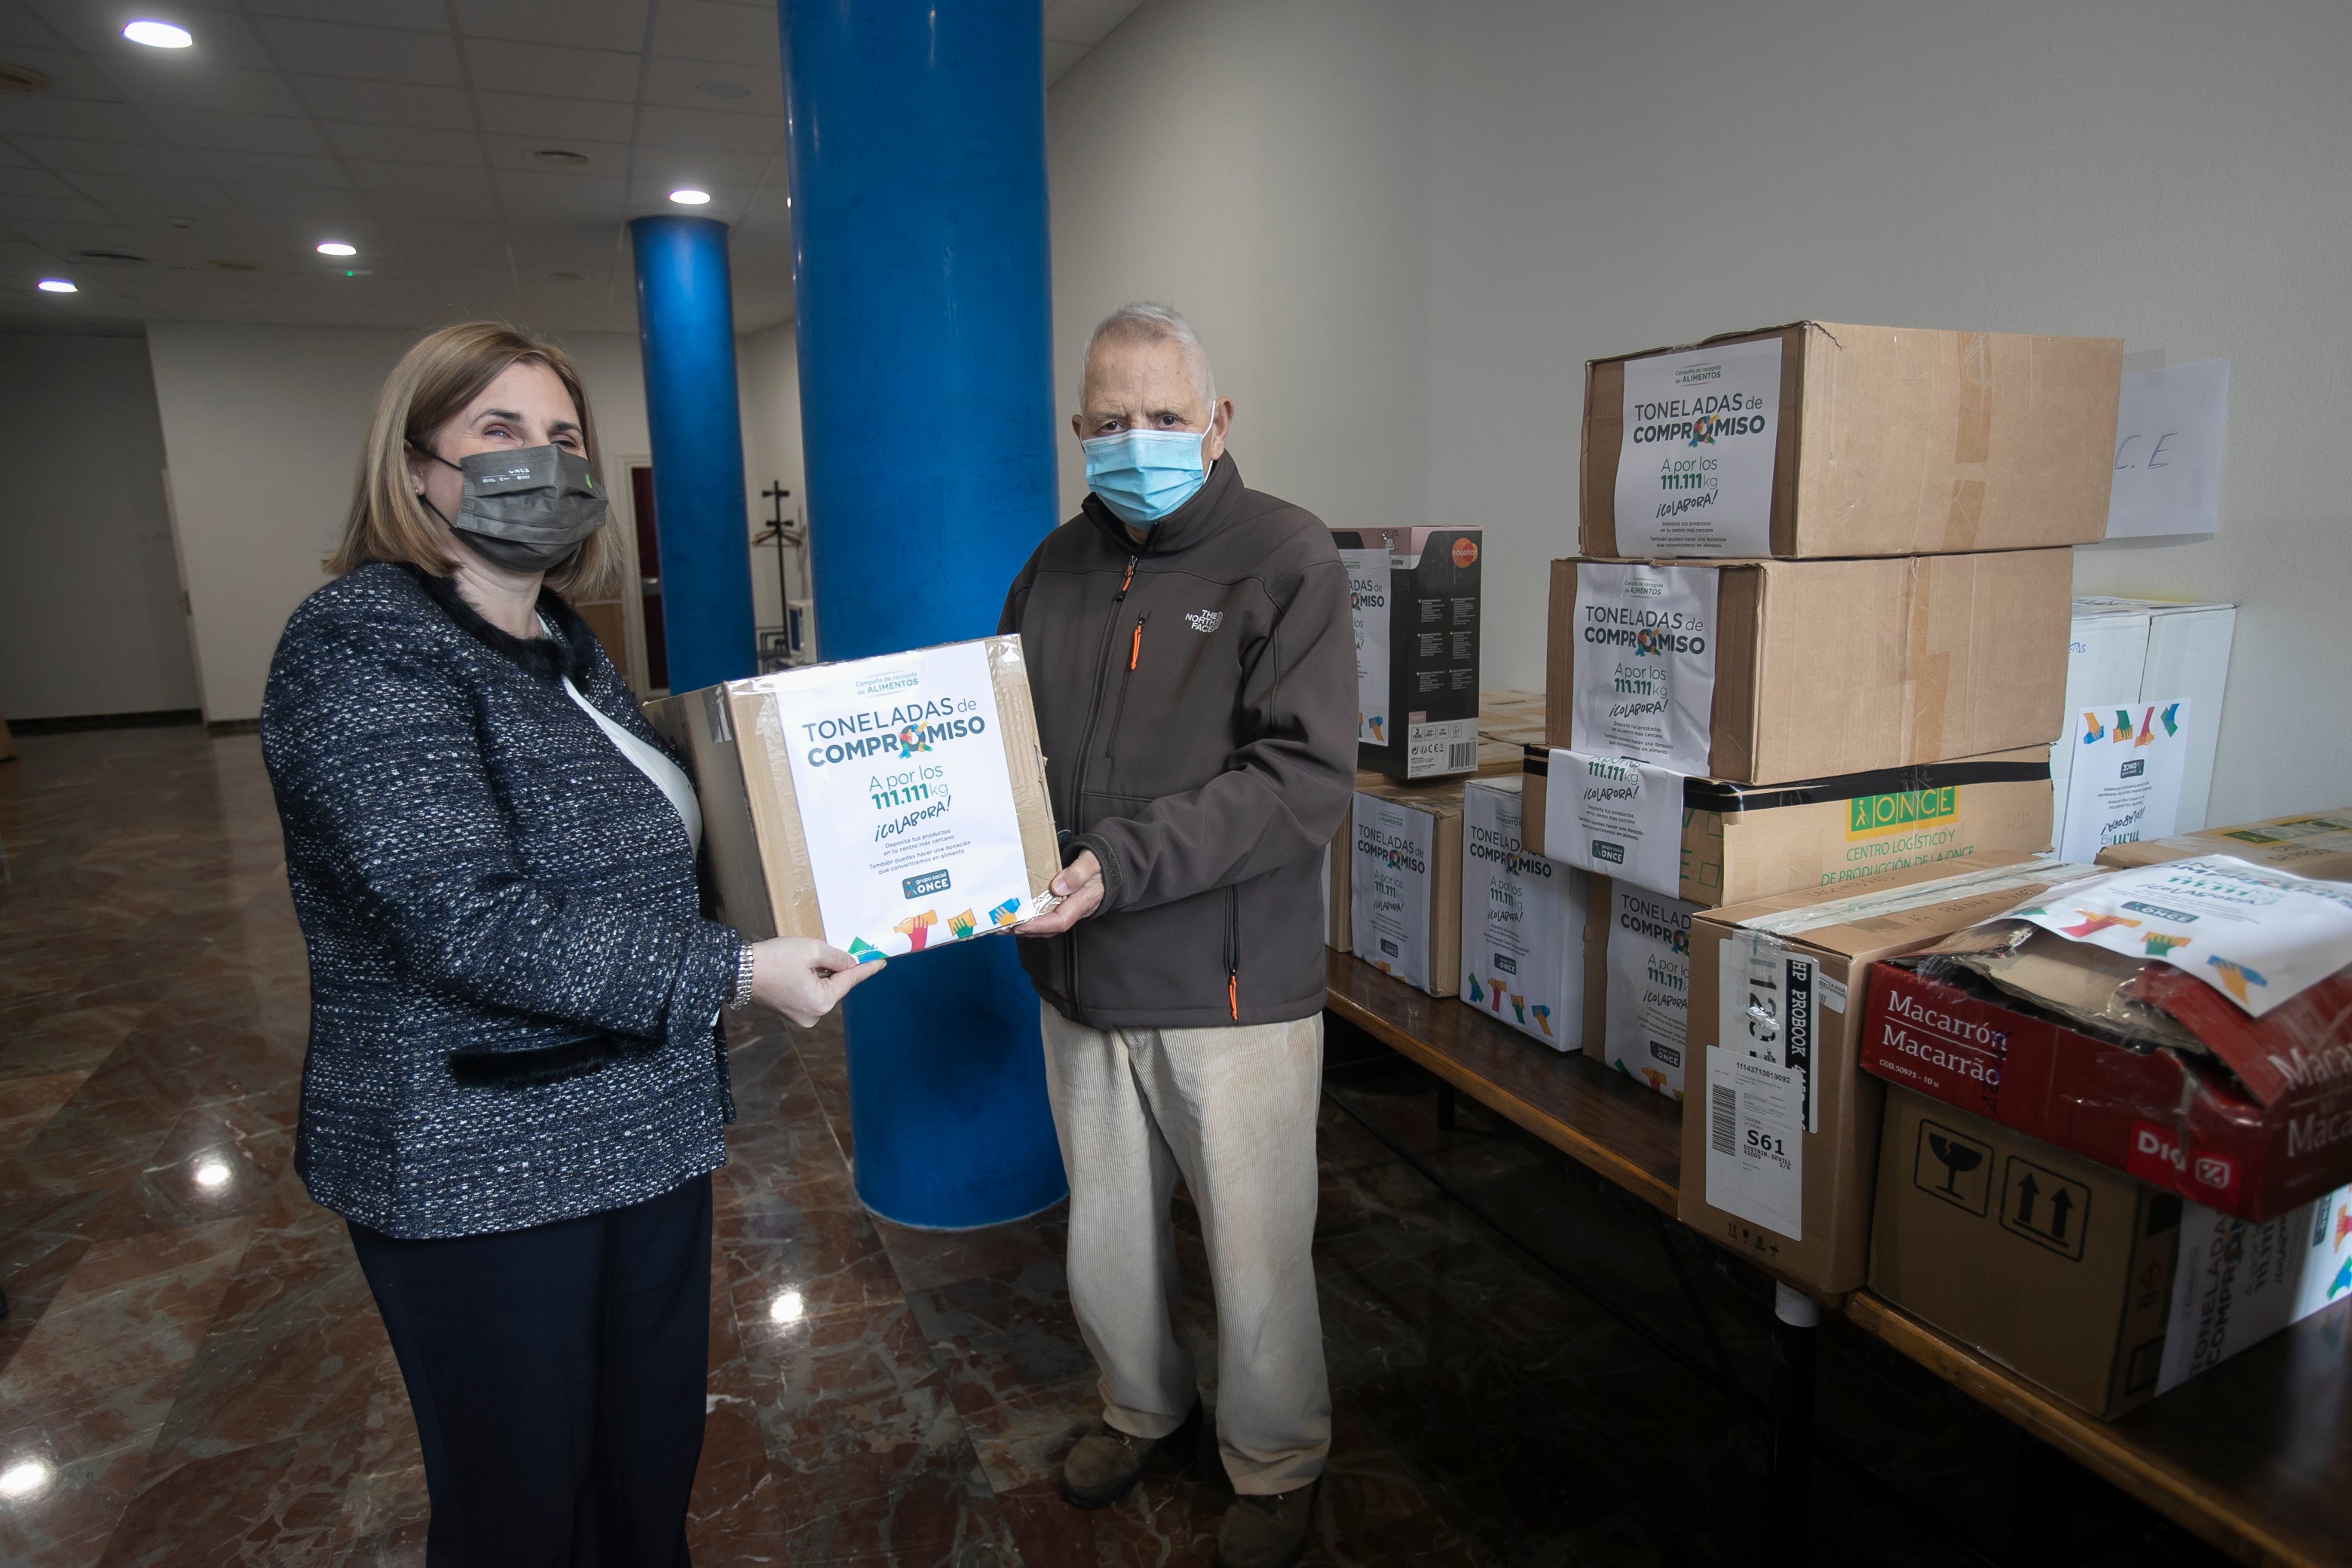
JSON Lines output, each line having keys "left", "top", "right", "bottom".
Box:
{"left": 348, "top": 1174, "right": 713, "bottom": 1568}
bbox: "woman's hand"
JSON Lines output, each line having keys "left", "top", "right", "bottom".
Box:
{"left": 749, "top": 938, "right": 884, "bottom": 1027}
{"left": 1014, "top": 850, "right": 1104, "bottom": 938}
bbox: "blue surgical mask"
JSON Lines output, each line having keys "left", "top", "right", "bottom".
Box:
{"left": 1083, "top": 424, "right": 1213, "bottom": 526}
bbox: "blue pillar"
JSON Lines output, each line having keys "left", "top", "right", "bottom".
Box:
{"left": 780, "top": 0, "right": 1067, "bottom": 1228}
{"left": 629, "top": 215, "right": 757, "bottom": 693}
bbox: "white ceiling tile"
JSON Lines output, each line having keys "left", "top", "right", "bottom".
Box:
{"left": 346, "top": 158, "right": 492, "bottom": 198}
{"left": 3, "top": 192, "right": 129, "bottom": 225}
{"left": 139, "top": 106, "right": 332, "bottom": 155}
{"left": 244, "top": 0, "right": 447, "bottom": 32}
{"left": 29, "top": 2, "right": 277, "bottom": 67}
{"left": 0, "top": 96, "right": 167, "bottom": 141}
{"left": 320, "top": 120, "right": 485, "bottom": 167}
{"left": 491, "top": 168, "right": 623, "bottom": 222}
{"left": 1042, "top": 0, "right": 1145, "bottom": 47}
{"left": 0, "top": 163, "right": 87, "bottom": 198}
{"left": 460, "top": 38, "right": 640, "bottom": 103}
{"left": 254, "top": 16, "right": 464, "bottom": 87}
{"left": 2, "top": 216, "right": 159, "bottom": 249}
{"left": 212, "top": 182, "right": 369, "bottom": 219}
{"left": 0, "top": 44, "right": 127, "bottom": 101}
{"left": 635, "top": 103, "right": 777, "bottom": 153}
{"left": 0, "top": 0, "right": 63, "bottom": 48}
{"left": 647, "top": 1, "right": 774, "bottom": 66}
{"left": 10, "top": 136, "right": 204, "bottom": 176}
{"left": 640, "top": 57, "right": 777, "bottom": 118}
{"left": 64, "top": 169, "right": 234, "bottom": 207}
{"left": 290, "top": 76, "right": 473, "bottom": 128}
{"left": 187, "top": 145, "right": 348, "bottom": 188}
{"left": 1042, "top": 38, "right": 1086, "bottom": 87}
{"left": 381, "top": 218, "right": 505, "bottom": 256}
{"left": 359, "top": 182, "right": 498, "bottom": 224}
{"left": 0, "top": 140, "right": 34, "bottom": 167}
{"left": 627, "top": 144, "right": 770, "bottom": 186}
{"left": 95, "top": 60, "right": 308, "bottom": 115}
{"left": 472, "top": 90, "right": 634, "bottom": 143}
{"left": 479, "top": 132, "right": 629, "bottom": 174}
{"left": 455, "top": 0, "right": 648, "bottom": 55}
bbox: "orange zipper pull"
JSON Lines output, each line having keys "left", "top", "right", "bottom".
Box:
{"left": 1119, "top": 559, "right": 1136, "bottom": 596}
{"left": 1228, "top": 972, "right": 1239, "bottom": 1021}
{"left": 1129, "top": 620, "right": 1142, "bottom": 671}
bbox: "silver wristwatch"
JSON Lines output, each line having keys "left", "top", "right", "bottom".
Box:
{"left": 727, "top": 940, "right": 756, "bottom": 1010}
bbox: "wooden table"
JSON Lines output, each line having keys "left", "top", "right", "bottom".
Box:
{"left": 1325, "top": 950, "right": 2352, "bottom": 1568}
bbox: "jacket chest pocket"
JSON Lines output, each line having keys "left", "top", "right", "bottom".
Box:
{"left": 1098, "top": 590, "right": 1248, "bottom": 796}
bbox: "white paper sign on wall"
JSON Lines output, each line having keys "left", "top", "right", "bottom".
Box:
{"left": 2106, "top": 357, "right": 2228, "bottom": 539}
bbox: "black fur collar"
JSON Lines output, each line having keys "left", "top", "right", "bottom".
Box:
{"left": 403, "top": 564, "right": 601, "bottom": 685}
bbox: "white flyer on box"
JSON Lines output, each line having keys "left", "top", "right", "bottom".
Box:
{"left": 1704, "top": 1047, "right": 1804, "bottom": 1239}
{"left": 1340, "top": 547, "right": 1390, "bottom": 747}
{"left": 2158, "top": 1184, "right": 2352, "bottom": 1393}
{"left": 2107, "top": 357, "right": 2229, "bottom": 540}
{"left": 1615, "top": 338, "right": 1782, "bottom": 557}
{"left": 1570, "top": 562, "right": 1718, "bottom": 773}
{"left": 1460, "top": 781, "right": 1583, "bottom": 1049}
{"left": 2059, "top": 697, "right": 2191, "bottom": 862}
{"left": 1602, "top": 884, "right": 1699, "bottom": 1098}
{"left": 1351, "top": 792, "right": 1436, "bottom": 991}
{"left": 2009, "top": 856, "right": 2352, "bottom": 1017}
{"left": 1544, "top": 748, "right": 1684, "bottom": 898}
{"left": 776, "top": 641, "right": 1040, "bottom": 959}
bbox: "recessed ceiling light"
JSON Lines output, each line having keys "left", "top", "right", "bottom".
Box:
{"left": 0, "top": 1458, "right": 51, "bottom": 1498}
{"left": 192, "top": 1157, "right": 232, "bottom": 1188}
{"left": 208, "top": 259, "right": 262, "bottom": 272}
{"left": 72, "top": 249, "right": 149, "bottom": 265}
{"left": 36, "top": 278, "right": 76, "bottom": 293}
{"left": 531, "top": 148, "right": 590, "bottom": 166}
{"left": 694, "top": 79, "right": 749, "bottom": 100}
{"left": 0, "top": 62, "right": 50, "bottom": 93}
{"left": 668, "top": 188, "right": 711, "bottom": 206}
{"left": 768, "top": 1289, "right": 804, "bottom": 1323}
{"left": 316, "top": 241, "right": 357, "bottom": 256}
{"left": 123, "top": 20, "right": 193, "bottom": 48}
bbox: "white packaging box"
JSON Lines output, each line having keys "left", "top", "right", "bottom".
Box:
{"left": 2052, "top": 598, "right": 2235, "bottom": 846}
{"left": 2159, "top": 1184, "right": 2352, "bottom": 1395}
{"left": 1459, "top": 779, "right": 1587, "bottom": 1050}
{"left": 1349, "top": 786, "right": 1463, "bottom": 996}
{"left": 1587, "top": 877, "right": 1703, "bottom": 1100}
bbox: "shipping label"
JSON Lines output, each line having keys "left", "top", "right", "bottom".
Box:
{"left": 1340, "top": 547, "right": 1390, "bottom": 747}
{"left": 1705, "top": 1046, "right": 1804, "bottom": 1239}
{"left": 1460, "top": 783, "right": 1583, "bottom": 1049}
{"left": 1352, "top": 793, "right": 1435, "bottom": 992}
{"left": 1615, "top": 338, "right": 1782, "bottom": 557}
{"left": 1544, "top": 748, "right": 1684, "bottom": 899}
{"left": 771, "top": 641, "right": 1040, "bottom": 960}
{"left": 1603, "top": 884, "right": 1699, "bottom": 1098}
{"left": 1570, "top": 562, "right": 1718, "bottom": 773}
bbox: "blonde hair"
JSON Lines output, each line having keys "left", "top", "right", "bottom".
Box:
{"left": 329, "top": 321, "right": 620, "bottom": 599}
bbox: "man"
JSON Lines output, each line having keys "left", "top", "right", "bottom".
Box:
{"left": 1003, "top": 303, "right": 1355, "bottom": 1568}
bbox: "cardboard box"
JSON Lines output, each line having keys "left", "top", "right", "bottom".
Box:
{"left": 1524, "top": 747, "right": 2056, "bottom": 911}
{"left": 1334, "top": 528, "right": 1484, "bottom": 780}
{"left": 1582, "top": 321, "right": 2121, "bottom": 559}
{"left": 649, "top": 636, "right": 1060, "bottom": 953}
{"left": 1477, "top": 688, "right": 1547, "bottom": 747}
{"left": 1871, "top": 1089, "right": 2184, "bottom": 1417}
{"left": 2096, "top": 810, "right": 2352, "bottom": 881}
{"left": 1544, "top": 553, "right": 2071, "bottom": 784}
{"left": 1460, "top": 778, "right": 1588, "bottom": 1050}
{"left": 1349, "top": 779, "right": 1465, "bottom": 995}
{"left": 1585, "top": 875, "right": 1701, "bottom": 1098}
{"left": 1678, "top": 854, "right": 2087, "bottom": 1294}
{"left": 1871, "top": 1090, "right": 2352, "bottom": 1418}
{"left": 2052, "top": 598, "right": 2236, "bottom": 853}
{"left": 1861, "top": 932, "right": 2352, "bottom": 1224}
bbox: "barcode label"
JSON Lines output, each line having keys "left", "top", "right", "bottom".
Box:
{"left": 1449, "top": 742, "right": 1477, "bottom": 769}
{"left": 1404, "top": 716, "right": 1481, "bottom": 777}
{"left": 1710, "top": 1083, "right": 1738, "bottom": 1156}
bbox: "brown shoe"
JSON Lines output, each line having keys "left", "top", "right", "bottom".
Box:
{"left": 1058, "top": 1403, "right": 1201, "bottom": 1509}
{"left": 1216, "top": 1481, "right": 1318, "bottom": 1568}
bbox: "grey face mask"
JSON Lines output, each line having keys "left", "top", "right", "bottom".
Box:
{"left": 416, "top": 443, "right": 609, "bottom": 572}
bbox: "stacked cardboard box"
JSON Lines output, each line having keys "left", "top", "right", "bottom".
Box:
{"left": 1459, "top": 776, "right": 1586, "bottom": 1049}
{"left": 1532, "top": 320, "right": 2121, "bottom": 1104}
{"left": 1335, "top": 527, "right": 1484, "bottom": 780}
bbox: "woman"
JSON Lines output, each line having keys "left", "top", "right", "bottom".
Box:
{"left": 260, "top": 321, "right": 879, "bottom": 1566}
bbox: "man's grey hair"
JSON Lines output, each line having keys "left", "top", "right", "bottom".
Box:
{"left": 1081, "top": 301, "right": 1217, "bottom": 413}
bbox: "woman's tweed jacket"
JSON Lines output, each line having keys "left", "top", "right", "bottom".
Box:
{"left": 261, "top": 561, "right": 741, "bottom": 1240}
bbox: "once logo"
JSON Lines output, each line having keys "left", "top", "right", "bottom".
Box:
{"left": 1591, "top": 840, "right": 1625, "bottom": 865}
{"left": 901, "top": 868, "right": 952, "bottom": 899}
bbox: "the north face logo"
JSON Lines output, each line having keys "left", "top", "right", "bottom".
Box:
{"left": 1185, "top": 609, "right": 1223, "bottom": 633}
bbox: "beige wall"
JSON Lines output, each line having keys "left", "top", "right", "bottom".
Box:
{"left": 1052, "top": 0, "right": 2352, "bottom": 825}
{"left": 0, "top": 332, "right": 198, "bottom": 721}
{"left": 737, "top": 318, "right": 809, "bottom": 633}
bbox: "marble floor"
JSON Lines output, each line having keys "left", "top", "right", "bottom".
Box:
{"left": 0, "top": 726, "right": 2231, "bottom": 1566}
